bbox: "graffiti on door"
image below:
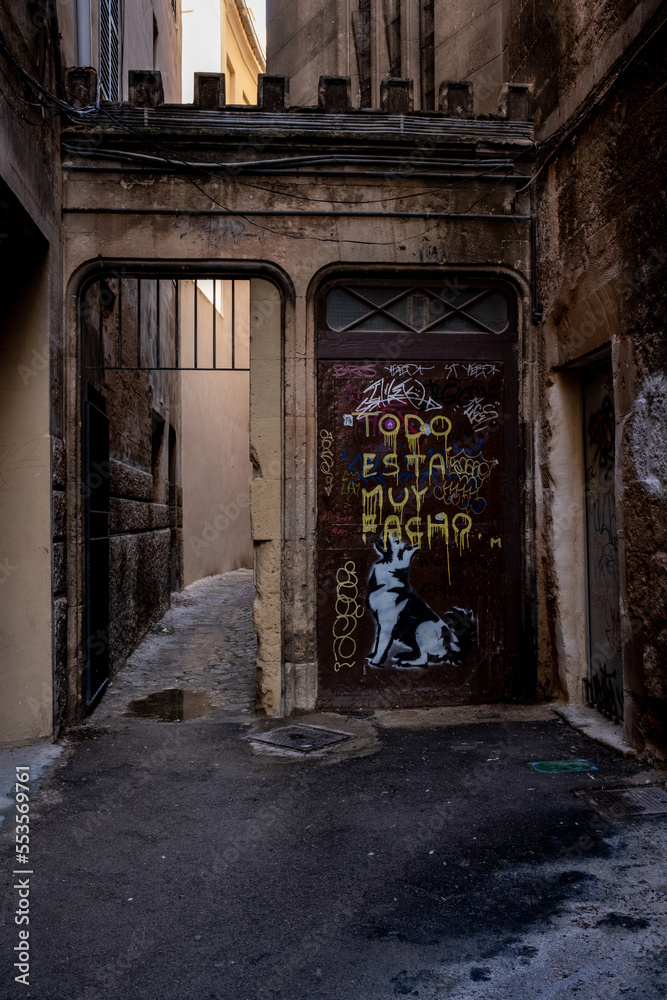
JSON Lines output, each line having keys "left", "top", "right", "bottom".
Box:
{"left": 318, "top": 359, "right": 513, "bottom": 707}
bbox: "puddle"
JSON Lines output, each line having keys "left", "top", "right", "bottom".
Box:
{"left": 124, "top": 689, "right": 211, "bottom": 722}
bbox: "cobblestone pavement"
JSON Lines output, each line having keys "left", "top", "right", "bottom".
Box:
{"left": 94, "top": 569, "right": 257, "bottom": 723}
{"left": 1, "top": 571, "right": 666, "bottom": 1000}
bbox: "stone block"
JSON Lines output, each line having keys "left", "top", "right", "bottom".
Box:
{"left": 53, "top": 596, "right": 68, "bottom": 733}
{"left": 52, "top": 541, "right": 66, "bottom": 596}
{"left": 128, "top": 70, "right": 164, "bottom": 108}
{"left": 258, "top": 75, "right": 288, "bottom": 111}
{"left": 65, "top": 67, "right": 97, "bottom": 108}
{"left": 284, "top": 662, "right": 317, "bottom": 712}
{"left": 318, "top": 76, "right": 351, "bottom": 112}
{"left": 109, "top": 459, "right": 152, "bottom": 501}
{"left": 52, "top": 436, "right": 66, "bottom": 490}
{"left": 257, "top": 658, "right": 282, "bottom": 714}
{"left": 500, "top": 83, "right": 533, "bottom": 121}
{"left": 250, "top": 479, "right": 281, "bottom": 541}
{"left": 109, "top": 498, "right": 170, "bottom": 534}
{"left": 109, "top": 530, "right": 170, "bottom": 663}
{"left": 249, "top": 418, "right": 281, "bottom": 479}
{"left": 381, "top": 78, "right": 414, "bottom": 114}
{"left": 194, "top": 73, "right": 226, "bottom": 109}
{"left": 439, "top": 81, "right": 473, "bottom": 118}
{"left": 52, "top": 490, "right": 66, "bottom": 539}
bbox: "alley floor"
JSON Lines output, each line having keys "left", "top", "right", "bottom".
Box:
{"left": 1, "top": 571, "right": 666, "bottom": 1000}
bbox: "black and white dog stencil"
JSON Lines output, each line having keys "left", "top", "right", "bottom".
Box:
{"left": 367, "top": 539, "right": 476, "bottom": 669}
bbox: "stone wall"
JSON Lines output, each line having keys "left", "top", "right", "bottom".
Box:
{"left": 510, "top": 2, "right": 667, "bottom": 752}
{"left": 80, "top": 277, "right": 182, "bottom": 677}
{"left": 0, "top": 3, "right": 65, "bottom": 745}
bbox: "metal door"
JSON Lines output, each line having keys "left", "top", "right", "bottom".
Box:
{"left": 583, "top": 363, "right": 622, "bottom": 720}
{"left": 317, "top": 279, "right": 521, "bottom": 708}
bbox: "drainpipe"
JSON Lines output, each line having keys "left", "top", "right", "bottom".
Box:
{"left": 77, "top": 0, "right": 92, "bottom": 66}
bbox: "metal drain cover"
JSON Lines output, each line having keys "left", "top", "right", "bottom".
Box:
{"left": 577, "top": 785, "right": 667, "bottom": 819}
{"left": 250, "top": 724, "right": 351, "bottom": 754}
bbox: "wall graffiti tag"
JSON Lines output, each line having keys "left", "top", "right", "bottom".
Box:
{"left": 318, "top": 356, "right": 517, "bottom": 708}
{"left": 332, "top": 560, "right": 364, "bottom": 672}
{"left": 319, "top": 429, "right": 335, "bottom": 496}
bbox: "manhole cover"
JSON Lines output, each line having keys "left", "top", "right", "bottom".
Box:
{"left": 577, "top": 785, "right": 667, "bottom": 818}
{"left": 529, "top": 759, "right": 597, "bottom": 773}
{"left": 249, "top": 725, "right": 351, "bottom": 754}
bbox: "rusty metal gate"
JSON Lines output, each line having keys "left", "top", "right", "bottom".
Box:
{"left": 317, "top": 277, "right": 521, "bottom": 708}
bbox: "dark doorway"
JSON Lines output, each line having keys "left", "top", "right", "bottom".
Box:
{"left": 582, "top": 362, "right": 623, "bottom": 721}
{"left": 78, "top": 271, "right": 252, "bottom": 717}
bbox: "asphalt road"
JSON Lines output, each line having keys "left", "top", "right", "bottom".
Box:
{"left": 1, "top": 574, "right": 665, "bottom": 1000}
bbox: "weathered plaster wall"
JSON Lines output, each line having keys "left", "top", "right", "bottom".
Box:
{"left": 222, "top": 0, "right": 265, "bottom": 103}
{"left": 267, "top": 0, "right": 345, "bottom": 105}
{"left": 434, "top": 0, "right": 508, "bottom": 115}
{"left": 181, "top": 281, "right": 253, "bottom": 585}
{"left": 507, "top": 0, "right": 662, "bottom": 135}
{"left": 118, "top": 0, "right": 182, "bottom": 103}
{"left": 0, "top": 5, "right": 67, "bottom": 745}
{"left": 0, "top": 264, "right": 54, "bottom": 746}
{"left": 524, "top": 7, "right": 667, "bottom": 750}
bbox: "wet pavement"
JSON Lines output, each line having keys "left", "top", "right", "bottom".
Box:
{"left": 1, "top": 571, "right": 666, "bottom": 1000}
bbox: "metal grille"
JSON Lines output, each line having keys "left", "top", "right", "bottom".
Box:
{"left": 577, "top": 786, "right": 667, "bottom": 819}
{"left": 99, "top": 0, "right": 120, "bottom": 100}
{"left": 82, "top": 277, "right": 249, "bottom": 371}
{"left": 249, "top": 725, "right": 351, "bottom": 754}
{"left": 326, "top": 284, "right": 509, "bottom": 335}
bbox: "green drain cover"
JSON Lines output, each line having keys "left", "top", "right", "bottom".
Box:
{"left": 529, "top": 759, "right": 597, "bottom": 773}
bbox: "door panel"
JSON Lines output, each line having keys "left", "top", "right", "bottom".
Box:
{"left": 317, "top": 355, "right": 519, "bottom": 708}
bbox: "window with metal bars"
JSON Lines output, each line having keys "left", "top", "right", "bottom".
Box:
{"left": 325, "top": 285, "right": 509, "bottom": 335}
{"left": 99, "top": 0, "right": 120, "bottom": 100}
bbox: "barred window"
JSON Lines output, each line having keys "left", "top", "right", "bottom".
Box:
{"left": 99, "top": 0, "right": 120, "bottom": 100}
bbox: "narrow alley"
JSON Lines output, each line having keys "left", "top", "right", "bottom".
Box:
{"left": 1, "top": 572, "right": 665, "bottom": 1000}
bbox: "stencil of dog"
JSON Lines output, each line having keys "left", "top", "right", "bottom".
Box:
{"left": 367, "top": 539, "right": 476, "bottom": 668}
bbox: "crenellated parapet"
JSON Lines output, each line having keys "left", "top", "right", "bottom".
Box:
{"left": 64, "top": 67, "right": 534, "bottom": 126}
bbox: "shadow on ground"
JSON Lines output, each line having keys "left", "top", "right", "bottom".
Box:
{"left": 1, "top": 571, "right": 665, "bottom": 1000}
